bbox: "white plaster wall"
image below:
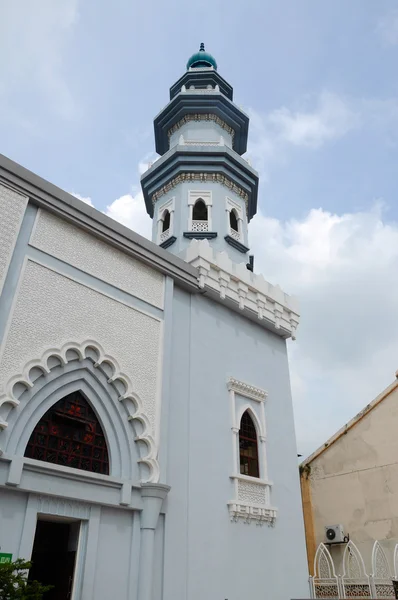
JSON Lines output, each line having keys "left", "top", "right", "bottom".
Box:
{"left": 309, "top": 385, "right": 398, "bottom": 573}
{"left": 0, "top": 260, "right": 161, "bottom": 435}
{"left": 0, "top": 486, "right": 146, "bottom": 600}
{"left": 93, "top": 507, "right": 135, "bottom": 599}
{"left": 0, "top": 487, "right": 28, "bottom": 559}
{"left": 31, "top": 209, "right": 164, "bottom": 309}
{"left": 0, "top": 183, "right": 28, "bottom": 294}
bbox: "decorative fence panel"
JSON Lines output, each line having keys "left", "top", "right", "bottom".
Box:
{"left": 340, "top": 541, "right": 372, "bottom": 598}
{"left": 311, "top": 541, "right": 398, "bottom": 599}
{"left": 371, "top": 541, "right": 394, "bottom": 598}
{"left": 311, "top": 543, "right": 340, "bottom": 599}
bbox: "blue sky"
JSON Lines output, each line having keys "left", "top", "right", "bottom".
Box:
{"left": 2, "top": 0, "right": 398, "bottom": 457}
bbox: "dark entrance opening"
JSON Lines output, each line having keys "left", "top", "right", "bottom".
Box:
{"left": 29, "top": 519, "right": 79, "bottom": 600}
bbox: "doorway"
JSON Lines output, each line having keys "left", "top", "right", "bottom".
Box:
{"left": 29, "top": 519, "right": 80, "bottom": 600}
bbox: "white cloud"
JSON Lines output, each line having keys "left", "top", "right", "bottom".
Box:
{"left": 247, "top": 91, "right": 359, "bottom": 174}
{"left": 269, "top": 92, "right": 357, "bottom": 148}
{"left": 70, "top": 192, "right": 94, "bottom": 207}
{"left": 250, "top": 203, "right": 398, "bottom": 457}
{"left": 105, "top": 190, "right": 152, "bottom": 240}
{"left": 0, "top": 0, "right": 79, "bottom": 120}
{"left": 377, "top": 9, "right": 398, "bottom": 46}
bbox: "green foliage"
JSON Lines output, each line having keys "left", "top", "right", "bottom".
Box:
{"left": 0, "top": 559, "right": 52, "bottom": 600}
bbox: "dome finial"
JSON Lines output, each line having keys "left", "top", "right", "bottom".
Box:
{"left": 186, "top": 44, "right": 217, "bottom": 70}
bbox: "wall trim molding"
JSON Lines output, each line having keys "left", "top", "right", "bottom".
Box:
{"left": 227, "top": 376, "right": 277, "bottom": 524}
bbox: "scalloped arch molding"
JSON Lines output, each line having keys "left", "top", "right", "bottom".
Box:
{"left": 0, "top": 340, "right": 159, "bottom": 483}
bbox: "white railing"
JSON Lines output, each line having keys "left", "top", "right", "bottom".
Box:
{"left": 310, "top": 541, "right": 396, "bottom": 599}
{"left": 181, "top": 84, "right": 220, "bottom": 94}
{"left": 160, "top": 229, "right": 170, "bottom": 243}
{"left": 229, "top": 228, "right": 240, "bottom": 241}
{"left": 191, "top": 220, "right": 209, "bottom": 232}
{"left": 184, "top": 140, "right": 221, "bottom": 146}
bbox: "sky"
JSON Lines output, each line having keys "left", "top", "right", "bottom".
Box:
{"left": 1, "top": 0, "right": 398, "bottom": 458}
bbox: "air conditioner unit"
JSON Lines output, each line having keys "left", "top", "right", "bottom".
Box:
{"left": 325, "top": 524, "right": 347, "bottom": 544}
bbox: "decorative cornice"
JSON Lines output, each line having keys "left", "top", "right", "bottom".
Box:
{"left": 0, "top": 340, "right": 159, "bottom": 483}
{"left": 227, "top": 377, "right": 267, "bottom": 402}
{"left": 168, "top": 114, "right": 235, "bottom": 141}
{"left": 228, "top": 502, "right": 277, "bottom": 526}
{"left": 151, "top": 172, "right": 248, "bottom": 207}
{"left": 185, "top": 240, "right": 300, "bottom": 339}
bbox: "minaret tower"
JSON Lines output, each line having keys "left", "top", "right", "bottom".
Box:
{"left": 141, "top": 44, "right": 258, "bottom": 265}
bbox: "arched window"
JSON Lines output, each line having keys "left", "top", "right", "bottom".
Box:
{"left": 162, "top": 209, "right": 171, "bottom": 233}
{"left": 24, "top": 391, "right": 109, "bottom": 475}
{"left": 239, "top": 411, "right": 259, "bottom": 478}
{"left": 192, "top": 199, "right": 208, "bottom": 221}
{"left": 229, "top": 209, "right": 239, "bottom": 232}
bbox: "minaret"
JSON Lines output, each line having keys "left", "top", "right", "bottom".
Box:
{"left": 141, "top": 44, "right": 258, "bottom": 265}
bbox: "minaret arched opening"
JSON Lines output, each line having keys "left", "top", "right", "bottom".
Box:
{"left": 162, "top": 209, "right": 171, "bottom": 233}
{"left": 24, "top": 391, "right": 110, "bottom": 475}
{"left": 230, "top": 208, "right": 239, "bottom": 232}
{"left": 239, "top": 411, "right": 259, "bottom": 478}
{"left": 192, "top": 199, "right": 208, "bottom": 222}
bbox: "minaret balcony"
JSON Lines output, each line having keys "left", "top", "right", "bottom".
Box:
{"left": 154, "top": 92, "right": 249, "bottom": 155}
{"left": 141, "top": 145, "right": 259, "bottom": 220}
{"left": 192, "top": 220, "right": 209, "bottom": 233}
{"left": 160, "top": 228, "right": 171, "bottom": 243}
{"left": 229, "top": 227, "right": 241, "bottom": 241}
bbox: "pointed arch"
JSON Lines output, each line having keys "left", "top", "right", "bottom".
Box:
{"left": 24, "top": 390, "right": 110, "bottom": 475}
{"left": 342, "top": 541, "right": 367, "bottom": 579}
{"left": 239, "top": 410, "right": 259, "bottom": 478}
{"left": 236, "top": 403, "right": 264, "bottom": 439}
{"left": 372, "top": 541, "right": 391, "bottom": 579}
{"left": 314, "top": 543, "right": 337, "bottom": 579}
{"left": 312, "top": 543, "right": 339, "bottom": 599}
{"left": 161, "top": 209, "right": 171, "bottom": 233}
{"left": 371, "top": 541, "right": 394, "bottom": 598}
{"left": 0, "top": 340, "right": 159, "bottom": 483}
{"left": 341, "top": 541, "right": 371, "bottom": 599}
{"left": 192, "top": 198, "right": 208, "bottom": 221}
{"left": 229, "top": 208, "right": 239, "bottom": 232}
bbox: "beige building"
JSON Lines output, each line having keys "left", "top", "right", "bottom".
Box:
{"left": 301, "top": 372, "right": 398, "bottom": 576}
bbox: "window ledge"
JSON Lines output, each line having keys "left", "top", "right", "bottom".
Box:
{"left": 159, "top": 235, "right": 177, "bottom": 249}
{"left": 224, "top": 235, "right": 249, "bottom": 253}
{"left": 183, "top": 231, "right": 217, "bottom": 240}
{"left": 229, "top": 473, "right": 277, "bottom": 525}
{"left": 230, "top": 474, "right": 273, "bottom": 487}
{"left": 228, "top": 502, "right": 277, "bottom": 526}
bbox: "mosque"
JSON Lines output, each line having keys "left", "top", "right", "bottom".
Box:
{"left": 0, "top": 45, "right": 308, "bottom": 600}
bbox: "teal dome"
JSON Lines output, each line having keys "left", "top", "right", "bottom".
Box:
{"left": 186, "top": 43, "right": 217, "bottom": 70}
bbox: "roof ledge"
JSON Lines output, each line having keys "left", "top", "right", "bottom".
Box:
{"left": 184, "top": 239, "right": 300, "bottom": 339}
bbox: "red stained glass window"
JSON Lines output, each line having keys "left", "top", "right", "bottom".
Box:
{"left": 24, "top": 391, "right": 109, "bottom": 475}
{"left": 239, "top": 411, "right": 260, "bottom": 478}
